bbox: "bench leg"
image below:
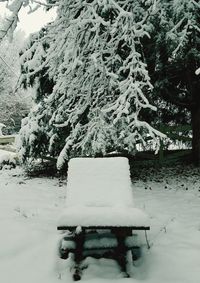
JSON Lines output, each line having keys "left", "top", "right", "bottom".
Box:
{"left": 72, "top": 232, "right": 85, "bottom": 281}
{"left": 116, "top": 235, "right": 129, "bottom": 277}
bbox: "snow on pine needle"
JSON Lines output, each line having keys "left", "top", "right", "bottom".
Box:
{"left": 18, "top": 0, "right": 165, "bottom": 169}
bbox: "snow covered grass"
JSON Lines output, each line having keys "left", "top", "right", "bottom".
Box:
{"left": 0, "top": 163, "right": 200, "bottom": 283}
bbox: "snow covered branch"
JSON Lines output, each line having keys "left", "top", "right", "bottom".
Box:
{"left": 0, "top": 0, "right": 56, "bottom": 41}
{"left": 0, "top": 0, "right": 24, "bottom": 41}
{"left": 18, "top": 0, "right": 165, "bottom": 168}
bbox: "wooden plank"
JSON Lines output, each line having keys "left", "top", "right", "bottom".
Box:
{"left": 163, "top": 150, "right": 191, "bottom": 160}
{"left": 0, "top": 136, "right": 15, "bottom": 144}
{"left": 57, "top": 226, "right": 150, "bottom": 231}
{"left": 0, "top": 145, "right": 16, "bottom": 152}
{"left": 158, "top": 124, "right": 191, "bottom": 133}
{"left": 166, "top": 133, "right": 192, "bottom": 142}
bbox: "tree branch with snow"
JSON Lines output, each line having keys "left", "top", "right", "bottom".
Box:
{"left": 19, "top": 0, "right": 165, "bottom": 169}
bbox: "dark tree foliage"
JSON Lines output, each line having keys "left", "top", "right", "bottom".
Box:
{"left": 141, "top": 0, "right": 200, "bottom": 164}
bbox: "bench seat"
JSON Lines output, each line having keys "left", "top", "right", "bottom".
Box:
{"left": 57, "top": 206, "right": 149, "bottom": 228}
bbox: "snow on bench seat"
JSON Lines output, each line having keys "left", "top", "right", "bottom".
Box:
{"left": 58, "top": 206, "right": 149, "bottom": 228}
{"left": 58, "top": 157, "right": 149, "bottom": 228}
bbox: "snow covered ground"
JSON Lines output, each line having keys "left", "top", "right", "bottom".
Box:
{"left": 0, "top": 163, "right": 200, "bottom": 283}
{"left": 0, "top": 149, "right": 18, "bottom": 168}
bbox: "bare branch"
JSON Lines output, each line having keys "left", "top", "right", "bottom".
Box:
{"left": 0, "top": 0, "right": 23, "bottom": 42}
{"left": 32, "top": 0, "right": 58, "bottom": 7}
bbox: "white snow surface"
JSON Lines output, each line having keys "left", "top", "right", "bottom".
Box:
{"left": 58, "top": 206, "right": 149, "bottom": 227}
{"left": 195, "top": 67, "right": 200, "bottom": 75}
{"left": 66, "top": 157, "right": 134, "bottom": 207}
{"left": 0, "top": 149, "right": 17, "bottom": 165}
{"left": 0, "top": 159, "right": 200, "bottom": 282}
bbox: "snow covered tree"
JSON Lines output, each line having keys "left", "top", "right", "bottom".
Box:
{"left": 143, "top": 0, "right": 200, "bottom": 165}
{"left": 18, "top": 28, "right": 54, "bottom": 160}
{"left": 0, "top": 32, "right": 20, "bottom": 95}
{"left": 141, "top": 2, "right": 189, "bottom": 126}
{"left": 18, "top": 0, "right": 164, "bottom": 169}
{"left": 0, "top": 26, "right": 30, "bottom": 134}
{"left": 170, "top": 0, "right": 200, "bottom": 166}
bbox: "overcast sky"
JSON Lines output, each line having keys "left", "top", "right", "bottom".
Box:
{"left": 0, "top": 3, "right": 57, "bottom": 36}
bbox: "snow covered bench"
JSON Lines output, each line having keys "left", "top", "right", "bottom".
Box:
{"left": 57, "top": 157, "right": 150, "bottom": 280}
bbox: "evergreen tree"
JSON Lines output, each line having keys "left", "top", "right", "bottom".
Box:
{"left": 18, "top": 28, "right": 54, "bottom": 161}
{"left": 143, "top": 0, "right": 200, "bottom": 164}
{"left": 169, "top": 0, "right": 200, "bottom": 165}
{"left": 0, "top": 26, "right": 30, "bottom": 134}
{"left": 18, "top": 0, "right": 164, "bottom": 169}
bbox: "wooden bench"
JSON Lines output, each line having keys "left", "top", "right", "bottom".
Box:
{"left": 57, "top": 157, "right": 150, "bottom": 280}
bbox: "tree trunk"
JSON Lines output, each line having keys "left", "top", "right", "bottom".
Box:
{"left": 191, "top": 106, "right": 200, "bottom": 166}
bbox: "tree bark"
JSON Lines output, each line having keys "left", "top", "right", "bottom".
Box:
{"left": 191, "top": 79, "right": 200, "bottom": 166}
{"left": 191, "top": 106, "right": 200, "bottom": 166}
{"left": 182, "top": 44, "right": 200, "bottom": 166}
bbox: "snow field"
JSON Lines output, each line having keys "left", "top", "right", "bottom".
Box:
{"left": 0, "top": 165, "right": 200, "bottom": 283}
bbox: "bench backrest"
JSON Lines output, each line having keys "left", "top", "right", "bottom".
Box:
{"left": 66, "top": 157, "right": 134, "bottom": 207}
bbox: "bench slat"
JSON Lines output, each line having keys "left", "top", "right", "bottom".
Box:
{"left": 57, "top": 226, "right": 150, "bottom": 231}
